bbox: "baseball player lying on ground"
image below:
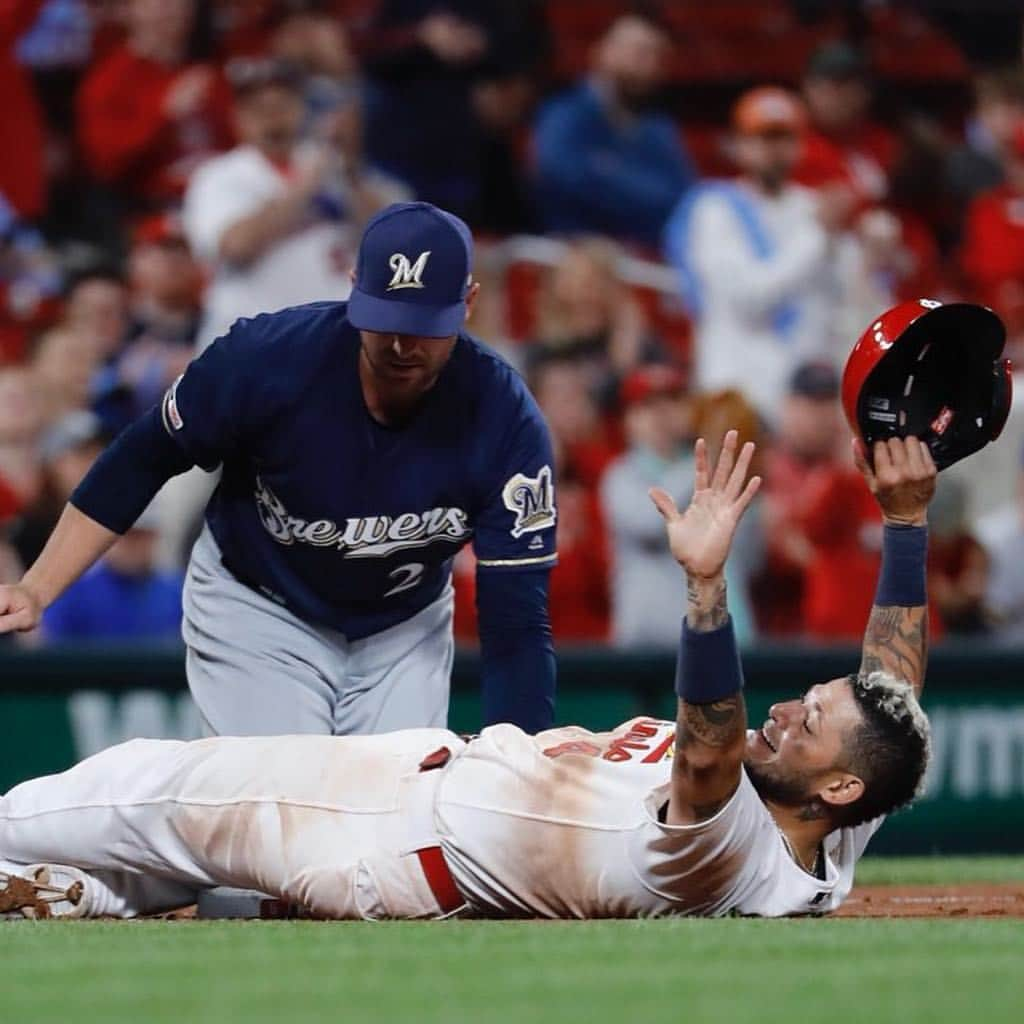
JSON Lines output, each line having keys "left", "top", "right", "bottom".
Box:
{"left": 0, "top": 431, "right": 934, "bottom": 920}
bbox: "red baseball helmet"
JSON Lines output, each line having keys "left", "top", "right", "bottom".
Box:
{"left": 842, "top": 299, "right": 1012, "bottom": 471}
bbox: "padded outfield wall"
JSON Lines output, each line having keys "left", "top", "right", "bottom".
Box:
{"left": 0, "top": 643, "right": 1021, "bottom": 854}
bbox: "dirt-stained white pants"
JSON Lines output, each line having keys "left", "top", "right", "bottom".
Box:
{"left": 0, "top": 730, "right": 465, "bottom": 919}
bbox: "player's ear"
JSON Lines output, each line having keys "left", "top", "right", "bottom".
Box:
{"left": 817, "top": 772, "right": 864, "bottom": 809}
{"left": 464, "top": 280, "right": 481, "bottom": 322}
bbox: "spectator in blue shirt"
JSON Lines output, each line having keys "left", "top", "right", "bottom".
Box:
{"left": 532, "top": 13, "right": 696, "bottom": 247}
{"left": 41, "top": 503, "right": 183, "bottom": 643}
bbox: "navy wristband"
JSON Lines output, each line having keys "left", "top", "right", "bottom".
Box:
{"left": 875, "top": 524, "right": 928, "bottom": 607}
{"left": 674, "top": 617, "right": 745, "bottom": 703}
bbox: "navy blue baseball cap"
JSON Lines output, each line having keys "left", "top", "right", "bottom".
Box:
{"left": 347, "top": 201, "right": 474, "bottom": 338}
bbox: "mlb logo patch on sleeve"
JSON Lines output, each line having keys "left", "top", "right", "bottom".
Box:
{"left": 161, "top": 375, "right": 185, "bottom": 432}
{"left": 501, "top": 465, "right": 556, "bottom": 538}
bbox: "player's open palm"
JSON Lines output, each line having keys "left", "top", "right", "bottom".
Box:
{"left": 649, "top": 430, "right": 761, "bottom": 580}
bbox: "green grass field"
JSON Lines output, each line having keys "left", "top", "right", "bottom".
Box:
{"left": 4, "top": 857, "right": 1023, "bottom": 1024}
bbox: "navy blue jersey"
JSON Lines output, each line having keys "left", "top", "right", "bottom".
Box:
{"left": 160, "top": 301, "right": 557, "bottom": 639}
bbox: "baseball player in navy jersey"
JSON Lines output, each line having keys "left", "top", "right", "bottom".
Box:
{"left": 0, "top": 202, "right": 558, "bottom": 736}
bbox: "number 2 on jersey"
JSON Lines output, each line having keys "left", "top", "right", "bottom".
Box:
{"left": 384, "top": 562, "right": 425, "bottom": 597}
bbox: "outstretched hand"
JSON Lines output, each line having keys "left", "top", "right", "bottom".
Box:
{"left": 852, "top": 436, "right": 936, "bottom": 527}
{"left": 649, "top": 430, "right": 761, "bottom": 580}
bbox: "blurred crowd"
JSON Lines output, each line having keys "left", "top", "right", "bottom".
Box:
{"left": 3, "top": 0, "right": 1024, "bottom": 650}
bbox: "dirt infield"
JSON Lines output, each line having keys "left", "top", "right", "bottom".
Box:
{"left": 160, "top": 886, "right": 1024, "bottom": 921}
{"left": 154, "top": 881, "right": 1024, "bottom": 921}
{"left": 836, "top": 884, "right": 1024, "bottom": 918}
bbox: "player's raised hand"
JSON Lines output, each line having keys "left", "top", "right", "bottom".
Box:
{"left": 0, "top": 582, "right": 43, "bottom": 634}
{"left": 649, "top": 429, "right": 761, "bottom": 580}
{"left": 852, "top": 435, "right": 936, "bottom": 527}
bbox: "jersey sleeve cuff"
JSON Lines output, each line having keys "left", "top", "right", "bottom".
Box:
{"left": 475, "top": 552, "right": 558, "bottom": 570}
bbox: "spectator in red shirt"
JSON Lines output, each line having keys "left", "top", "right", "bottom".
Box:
{"left": 797, "top": 453, "right": 883, "bottom": 642}
{"left": 800, "top": 463, "right": 943, "bottom": 642}
{"left": 544, "top": 464, "right": 611, "bottom": 642}
{"left": 76, "top": 0, "right": 234, "bottom": 211}
{"left": 756, "top": 360, "right": 865, "bottom": 637}
{"left": 0, "top": 0, "right": 47, "bottom": 220}
{"left": 795, "top": 42, "right": 900, "bottom": 206}
{"left": 946, "top": 68, "right": 1024, "bottom": 224}
{"left": 962, "top": 122, "right": 1024, "bottom": 358}
{"left": 527, "top": 349, "right": 621, "bottom": 490}
{"left": 794, "top": 42, "right": 943, "bottom": 301}
{"left": 759, "top": 361, "right": 945, "bottom": 642}
{"left": 928, "top": 477, "right": 991, "bottom": 636}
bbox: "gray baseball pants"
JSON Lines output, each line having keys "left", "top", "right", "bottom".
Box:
{"left": 182, "top": 526, "right": 454, "bottom": 737}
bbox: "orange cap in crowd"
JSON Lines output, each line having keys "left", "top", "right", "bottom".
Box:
{"left": 732, "top": 86, "right": 806, "bottom": 136}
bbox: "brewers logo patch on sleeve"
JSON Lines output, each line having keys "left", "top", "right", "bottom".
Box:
{"left": 471, "top": 362, "right": 558, "bottom": 572}
{"left": 474, "top": 437, "right": 558, "bottom": 570}
{"left": 501, "top": 465, "right": 556, "bottom": 539}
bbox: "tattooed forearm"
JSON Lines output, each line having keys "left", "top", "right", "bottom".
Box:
{"left": 686, "top": 575, "right": 728, "bottom": 632}
{"left": 671, "top": 695, "right": 747, "bottom": 822}
{"left": 670, "top": 581, "right": 745, "bottom": 823}
{"left": 677, "top": 696, "right": 746, "bottom": 749}
{"left": 860, "top": 604, "right": 928, "bottom": 693}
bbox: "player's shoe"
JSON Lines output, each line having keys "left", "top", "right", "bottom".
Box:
{"left": 0, "top": 865, "right": 92, "bottom": 919}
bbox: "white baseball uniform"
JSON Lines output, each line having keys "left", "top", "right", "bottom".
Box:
{"left": 0, "top": 718, "right": 881, "bottom": 919}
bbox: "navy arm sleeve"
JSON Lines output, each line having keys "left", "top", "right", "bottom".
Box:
{"left": 476, "top": 568, "right": 556, "bottom": 733}
{"left": 70, "top": 405, "right": 195, "bottom": 534}
{"left": 71, "top": 315, "right": 269, "bottom": 534}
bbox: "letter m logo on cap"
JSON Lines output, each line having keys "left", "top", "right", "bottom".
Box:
{"left": 387, "top": 250, "right": 431, "bottom": 291}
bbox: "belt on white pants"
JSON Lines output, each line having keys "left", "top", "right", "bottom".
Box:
{"left": 411, "top": 745, "right": 463, "bottom": 914}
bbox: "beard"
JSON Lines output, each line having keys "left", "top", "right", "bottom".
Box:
{"left": 745, "top": 758, "right": 816, "bottom": 808}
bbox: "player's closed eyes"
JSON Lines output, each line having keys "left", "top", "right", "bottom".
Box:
{"left": 801, "top": 695, "right": 813, "bottom": 735}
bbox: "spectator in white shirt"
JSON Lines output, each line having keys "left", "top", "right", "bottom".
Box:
{"left": 183, "top": 57, "right": 408, "bottom": 352}
{"left": 664, "top": 86, "right": 853, "bottom": 424}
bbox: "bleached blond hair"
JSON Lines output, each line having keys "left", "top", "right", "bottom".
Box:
{"left": 836, "top": 670, "right": 932, "bottom": 827}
